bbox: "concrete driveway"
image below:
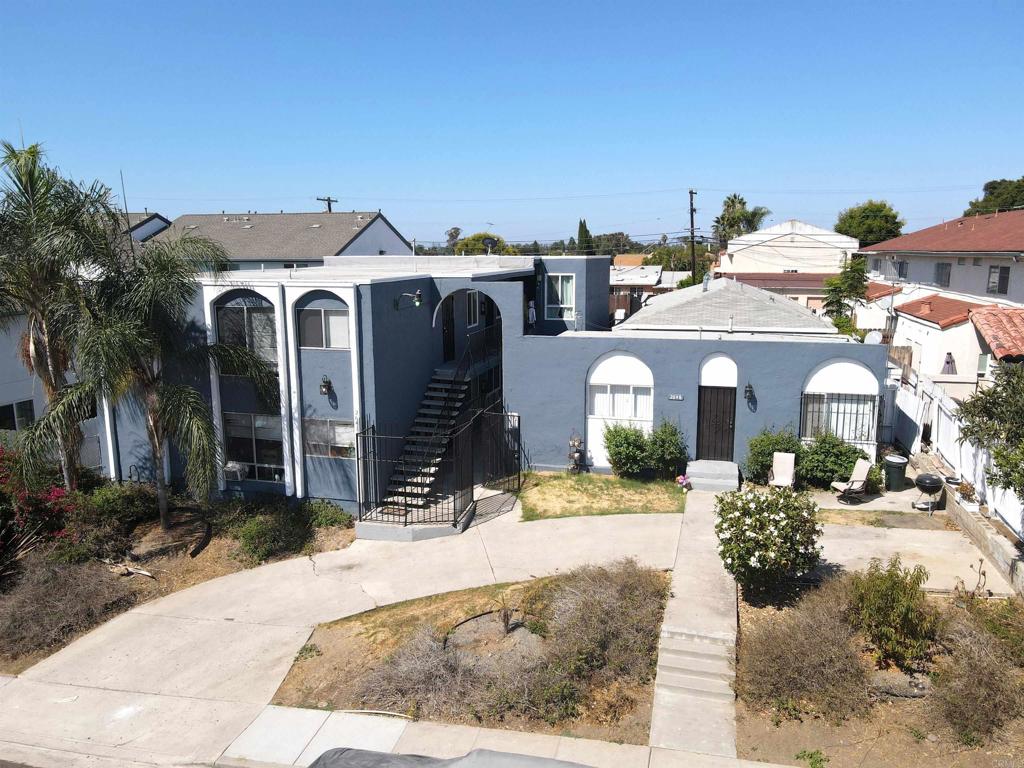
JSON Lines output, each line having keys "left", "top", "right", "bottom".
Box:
{"left": 0, "top": 508, "right": 685, "bottom": 767}
{"left": 821, "top": 522, "right": 1013, "bottom": 594}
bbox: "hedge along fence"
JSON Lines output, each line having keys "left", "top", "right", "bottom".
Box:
{"left": 603, "top": 421, "right": 687, "bottom": 480}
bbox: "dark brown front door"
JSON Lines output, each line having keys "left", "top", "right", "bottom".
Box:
{"left": 697, "top": 386, "right": 736, "bottom": 461}
{"left": 442, "top": 298, "right": 455, "bottom": 362}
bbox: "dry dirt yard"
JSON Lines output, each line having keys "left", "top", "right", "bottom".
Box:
{"left": 736, "top": 589, "right": 1024, "bottom": 768}
{"left": 274, "top": 563, "right": 669, "bottom": 745}
{"left": 519, "top": 471, "right": 686, "bottom": 521}
{"left": 0, "top": 524, "right": 355, "bottom": 675}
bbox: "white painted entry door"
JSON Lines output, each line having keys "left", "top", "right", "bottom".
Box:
{"left": 586, "top": 353, "right": 654, "bottom": 468}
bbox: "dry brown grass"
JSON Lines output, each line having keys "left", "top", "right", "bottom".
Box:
{"left": 736, "top": 578, "right": 871, "bottom": 721}
{"left": 520, "top": 472, "right": 685, "bottom": 521}
{"left": 0, "top": 554, "right": 136, "bottom": 660}
{"left": 931, "top": 612, "right": 1024, "bottom": 741}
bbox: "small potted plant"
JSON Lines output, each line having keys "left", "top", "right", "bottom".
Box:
{"left": 955, "top": 481, "right": 980, "bottom": 513}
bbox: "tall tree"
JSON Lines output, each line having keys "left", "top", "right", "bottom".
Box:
{"left": 453, "top": 231, "right": 519, "bottom": 255}
{"left": 822, "top": 256, "right": 868, "bottom": 334}
{"left": 23, "top": 232, "right": 279, "bottom": 528}
{"left": 444, "top": 226, "right": 462, "bottom": 249}
{"left": 711, "top": 194, "right": 770, "bottom": 248}
{"left": 957, "top": 362, "right": 1024, "bottom": 499}
{"left": 834, "top": 200, "right": 904, "bottom": 247}
{"left": 964, "top": 177, "right": 1024, "bottom": 216}
{"left": 0, "top": 142, "right": 120, "bottom": 489}
{"left": 576, "top": 219, "right": 595, "bottom": 256}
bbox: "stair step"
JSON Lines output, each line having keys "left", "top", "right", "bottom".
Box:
{"left": 414, "top": 416, "right": 456, "bottom": 425}
{"left": 387, "top": 485, "right": 433, "bottom": 497}
{"left": 655, "top": 670, "right": 735, "bottom": 702}
{"left": 381, "top": 496, "right": 430, "bottom": 509}
{"left": 659, "top": 635, "right": 734, "bottom": 661}
{"left": 404, "top": 444, "right": 446, "bottom": 455}
{"left": 418, "top": 406, "right": 460, "bottom": 417}
{"left": 393, "top": 464, "right": 438, "bottom": 476}
{"left": 657, "top": 654, "right": 732, "bottom": 682}
{"left": 406, "top": 433, "right": 450, "bottom": 443}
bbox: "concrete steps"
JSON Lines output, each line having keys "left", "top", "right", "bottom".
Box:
{"left": 655, "top": 628, "right": 735, "bottom": 703}
{"left": 686, "top": 460, "right": 739, "bottom": 492}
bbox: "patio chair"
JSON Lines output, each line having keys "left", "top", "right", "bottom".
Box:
{"left": 831, "top": 458, "right": 873, "bottom": 503}
{"left": 768, "top": 452, "right": 795, "bottom": 488}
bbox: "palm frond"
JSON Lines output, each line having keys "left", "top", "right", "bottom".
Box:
{"left": 204, "top": 342, "right": 281, "bottom": 410}
{"left": 16, "top": 381, "right": 96, "bottom": 478}
{"left": 155, "top": 383, "right": 220, "bottom": 502}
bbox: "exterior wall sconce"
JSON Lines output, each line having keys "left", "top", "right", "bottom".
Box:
{"left": 744, "top": 382, "right": 755, "bottom": 401}
{"left": 319, "top": 375, "right": 333, "bottom": 396}
{"left": 393, "top": 289, "right": 423, "bottom": 310}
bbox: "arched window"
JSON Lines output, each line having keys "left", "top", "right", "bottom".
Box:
{"left": 215, "top": 292, "right": 277, "bottom": 368}
{"left": 586, "top": 352, "right": 654, "bottom": 467}
{"left": 800, "top": 358, "right": 879, "bottom": 450}
{"left": 296, "top": 291, "right": 350, "bottom": 350}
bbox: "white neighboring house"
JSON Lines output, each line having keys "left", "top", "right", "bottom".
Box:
{"left": 889, "top": 293, "right": 992, "bottom": 399}
{"left": 859, "top": 209, "right": 1024, "bottom": 306}
{"left": 718, "top": 219, "right": 859, "bottom": 274}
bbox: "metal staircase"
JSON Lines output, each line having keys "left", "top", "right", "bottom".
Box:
{"left": 380, "top": 368, "right": 469, "bottom": 514}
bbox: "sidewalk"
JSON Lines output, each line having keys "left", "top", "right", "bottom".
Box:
{"left": 218, "top": 706, "right": 787, "bottom": 768}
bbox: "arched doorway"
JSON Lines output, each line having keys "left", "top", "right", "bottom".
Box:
{"left": 433, "top": 289, "right": 503, "bottom": 404}
{"left": 585, "top": 352, "right": 654, "bottom": 468}
{"left": 697, "top": 353, "right": 737, "bottom": 461}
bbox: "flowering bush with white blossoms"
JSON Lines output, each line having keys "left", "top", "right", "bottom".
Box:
{"left": 714, "top": 487, "right": 822, "bottom": 587}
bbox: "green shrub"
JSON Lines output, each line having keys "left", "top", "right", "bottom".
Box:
{"left": 849, "top": 555, "right": 939, "bottom": 666}
{"left": 235, "top": 507, "right": 312, "bottom": 562}
{"left": 715, "top": 487, "right": 822, "bottom": 588}
{"left": 602, "top": 424, "right": 648, "bottom": 478}
{"left": 89, "top": 483, "right": 158, "bottom": 527}
{"left": 800, "top": 433, "right": 866, "bottom": 488}
{"left": 865, "top": 463, "right": 884, "bottom": 495}
{"left": 303, "top": 498, "right": 353, "bottom": 529}
{"left": 644, "top": 422, "right": 687, "bottom": 479}
{"left": 745, "top": 428, "right": 804, "bottom": 485}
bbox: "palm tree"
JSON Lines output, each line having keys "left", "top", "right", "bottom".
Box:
{"left": 25, "top": 232, "right": 279, "bottom": 528}
{"left": 0, "top": 142, "right": 121, "bottom": 489}
{"left": 712, "top": 194, "right": 771, "bottom": 248}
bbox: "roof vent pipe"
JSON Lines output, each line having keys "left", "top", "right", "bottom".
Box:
{"left": 728, "top": 314, "right": 734, "bottom": 333}
{"left": 702, "top": 272, "right": 711, "bottom": 292}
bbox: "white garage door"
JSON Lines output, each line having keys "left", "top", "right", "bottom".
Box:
{"left": 586, "top": 352, "right": 654, "bottom": 468}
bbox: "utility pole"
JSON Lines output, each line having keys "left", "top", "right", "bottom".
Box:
{"left": 688, "top": 189, "right": 697, "bottom": 278}
{"left": 316, "top": 195, "right": 338, "bottom": 213}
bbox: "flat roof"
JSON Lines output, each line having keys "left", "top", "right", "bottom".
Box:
{"left": 198, "top": 254, "right": 537, "bottom": 286}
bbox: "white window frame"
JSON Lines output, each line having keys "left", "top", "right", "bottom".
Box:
{"left": 586, "top": 383, "right": 654, "bottom": 421}
{"left": 545, "top": 273, "right": 576, "bottom": 321}
{"left": 223, "top": 412, "right": 285, "bottom": 483}
{"left": 302, "top": 418, "right": 356, "bottom": 459}
{"left": 466, "top": 290, "right": 480, "bottom": 329}
{"left": 298, "top": 306, "right": 350, "bottom": 350}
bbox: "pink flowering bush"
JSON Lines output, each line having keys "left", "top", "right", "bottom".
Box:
{"left": 714, "top": 487, "right": 822, "bottom": 587}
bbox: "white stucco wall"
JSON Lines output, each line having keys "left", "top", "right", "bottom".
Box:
{"left": 720, "top": 221, "right": 858, "bottom": 274}
{"left": 866, "top": 253, "right": 1024, "bottom": 306}
{"left": 890, "top": 314, "right": 984, "bottom": 391}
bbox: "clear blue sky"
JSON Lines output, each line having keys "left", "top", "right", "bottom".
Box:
{"left": 3, "top": 1, "right": 1022, "bottom": 244}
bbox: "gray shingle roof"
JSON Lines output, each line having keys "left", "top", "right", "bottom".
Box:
{"left": 155, "top": 212, "right": 391, "bottom": 261}
{"left": 619, "top": 277, "right": 835, "bottom": 333}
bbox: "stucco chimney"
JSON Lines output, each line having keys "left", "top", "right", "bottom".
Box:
{"left": 921, "top": 300, "right": 932, "bottom": 314}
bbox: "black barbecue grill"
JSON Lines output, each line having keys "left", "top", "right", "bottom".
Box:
{"left": 914, "top": 473, "right": 944, "bottom": 514}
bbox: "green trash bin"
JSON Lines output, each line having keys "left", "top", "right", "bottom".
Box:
{"left": 884, "top": 454, "right": 908, "bottom": 491}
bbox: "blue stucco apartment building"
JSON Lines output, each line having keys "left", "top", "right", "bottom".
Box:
{"left": 0, "top": 213, "right": 888, "bottom": 530}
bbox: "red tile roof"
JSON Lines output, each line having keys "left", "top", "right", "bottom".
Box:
{"left": 865, "top": 282, "right": 903, "bottom": 302}
{"left": 717, "top": 272, "right": 837, "bottom": 290}
{"left": 895, "top": 293, "right": 989, "bottom": 329}
{"left": 862, "top": 209, "right": 1024, "bottom": 253}
{"left": 970, "top": 306, "right": 1024, "bottom": 361}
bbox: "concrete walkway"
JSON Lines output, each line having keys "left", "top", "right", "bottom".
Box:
{"left": 649, "top": 491, "right": 738, "bottom": 758}
{"left": 0, "top": 508, "right": 684, "bottom": 768}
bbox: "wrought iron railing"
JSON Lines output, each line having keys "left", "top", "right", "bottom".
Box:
{"left": 799, "top": 393, "right": 880, "bottom": 451}
{"left": 356, "top": 403, "right": 522, "bottom": 527}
